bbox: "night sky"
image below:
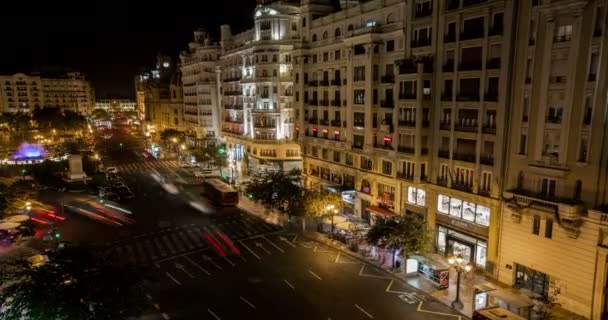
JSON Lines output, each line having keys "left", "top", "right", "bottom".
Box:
{"left": 0, "top": 1, "right": 256, "bottom": 98}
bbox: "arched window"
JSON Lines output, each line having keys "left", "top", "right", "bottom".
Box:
{"left": 312, "top": 34, "right": 317, "bottom": 41}
{"left": 361, "top": 180, "right": 371, "bottom": 193}
{"left": 386, "top": 13, "right": 395, "bottom": 24}
{"left": 335, "top": 28, "right": 341, "bottom": 37}
{"left": 322, "top": 31, "right": 328, "bottom": 40}
{"left": 347, "top": 24, "right": 354, "bottom": 31}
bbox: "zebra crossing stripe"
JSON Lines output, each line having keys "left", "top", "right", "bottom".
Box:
{"left": 153, "top": 237, "right": 168, "bottom": 257}
{"left": 170, "top": 233, "right": 187, "bottom": 252}
{"left": 135, "top": 242, "right": 147, "bottom": 262}
{"left": 144, "top": 239, "right": 157, "bottom": 260}
{"left": 177, "top": 231, "right": 195, "bottom": 249}
{"left": 162, "top": 235, "right": 178, "bottom": 255}
{"left": 186, "top": 229, "right": 203, "bottom": 246}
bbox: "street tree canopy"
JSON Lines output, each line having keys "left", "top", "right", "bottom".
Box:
{"left": 0, "top": 181, "right": 38, "bottom": 218}
{"left": 301, "top": 190, "right": 343, "bottom": 218}
{"left": 366, "top": 213, "right": 431, "bottom": 260}
{"left": 159, "top": 129, "right": 184, "bottom": 143}
{"left": 244, "top": 169, "right": 302, "bottom": 215}
{"left": 90, "top": 108, "right": 110, "bottom": 120}
{"left": 0, "top": 245, "right": 152, "bottom": 320}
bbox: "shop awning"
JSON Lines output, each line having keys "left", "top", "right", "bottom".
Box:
{"left": 365, "top": 205, "right": 396, "bottom": 218}
{"left": 327, "top": 185, "right": 355, "bottom": 194}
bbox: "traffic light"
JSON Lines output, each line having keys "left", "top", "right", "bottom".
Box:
{"left": 248, "top": 193, "right": 254, "bottom": 199}
{"left": 54, "top": 232, "right": 61, "bottom": 239}
{"left": 21, "top": 168, "right": 27, "bottom": 175}
{"left": 218, "top": 146, "right": 226, "bottom": 155}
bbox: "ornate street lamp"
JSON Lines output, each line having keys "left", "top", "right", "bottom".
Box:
{"left": 447, "top": 255, "right": 472, "bottom": 309}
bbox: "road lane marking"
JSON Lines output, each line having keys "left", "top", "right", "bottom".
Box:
{"left": 278, "top": 235, "right": 297, "bottom": 248}
{"left": 165, "top": 272, "right": 181, "bottom": 285}
{"left": 153, "top": 303, "right": 160, "bottom": 310}
{"left": 175, "top": 262, "right": 194, "bottom": 278}
{"left": 184, "top": 255, "right": 211, "bottom": 276}
{"left": 354, "top": 304, "right": 374, "bottom": 319}
{"left": 283, "top": 279, "right": 295, "bottom": 290}
{"left": 145, "top": 293, "right": 153, "bottom": 300}
{"left": 240, "top": 241, "right": 261, "bottom": 260}
{"left": 224, "top": 257, "right": 236, "bottom": 266}
{"left": 202, "top": 254, "right": 223, "bottom": 270}
{"left": 309, "top": 270, "right": 323, "bottom": 280}
{"left": 335, "top": 252, "right": 341, "bottom": 263}
{"left": 207, "top": 308, "right": 222, "bottom": 320}
{"left": 263, "top": 236, "right": 284, "bottom": 253}
{"left": 358, "top": 265, "right": 390, "bottom": 279}
{"left": 161, "top": 313, "right": 170, "bottom": 320}
{"left": 416, "top": 302, "right": 462, "bottom": 319}
{"left": 240, "top": 296, "right": 256, "bottom": 309}
{"left": 153, "top": 238, "right": 167, "bottom": 257}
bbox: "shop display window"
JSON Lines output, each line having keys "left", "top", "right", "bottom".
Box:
{"left": 437, "top": 194, "right": 491, "bottom": 227}
{"left": 475, "top": 205, "right": 490, "bottom": 226}
{"left": 476, "top": 241, "right": 487, "bottom": 268}
{"left": 438, "top": 194, "right": 450, "bottom": 214}
{"left": 407, "top": 187, "right": 426, "bottom": 206}
{"left": 437, "top": 226, "right": 446, "bottom": 253}
{"left": 449, "top": 198, "right": 462, "bottom": 217}
{"left": 462, "top": 201, "right": 476, "bottom": 222}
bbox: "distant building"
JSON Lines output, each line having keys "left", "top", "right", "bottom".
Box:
{"left": 0, "top": 71, "right": 93, "bottom": 115}
{"left": 94, "top": 99, "right": 137, "bottom": 113}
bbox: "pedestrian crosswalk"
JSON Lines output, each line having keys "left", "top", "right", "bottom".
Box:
{"left": 105, "top": 216, "right": 282, "bottom": 265}
{"left": 113, "top": 160, "right": 181, "bottom": 175}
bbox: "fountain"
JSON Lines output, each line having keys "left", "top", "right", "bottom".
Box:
{"left": 11, "top": 143, "right": 45, "bottom": 162}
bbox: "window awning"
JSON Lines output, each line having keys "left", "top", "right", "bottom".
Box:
{"left": 365, "top": 205, "right": 396, "bottom": 218}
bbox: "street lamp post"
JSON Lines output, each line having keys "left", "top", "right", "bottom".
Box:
{"left": 326, "top": 204, "right": 337, "bottom": 235}
{"left": 447, "top": 255, "right": 472, "bottom": 309}
{"left": 25, "top": 201, "right": 32, "bottom": 218}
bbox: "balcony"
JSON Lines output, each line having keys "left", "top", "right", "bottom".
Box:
{"left": 319, "top": 119, "right": 329, "bottom": 126}
{"left": 460, "top": 30, "right": 484, "bottom": 41}
{"left": 260, "top": 94, "right": 270, "bottom": 99}
{"left": 452, "top": 182, "right": 473, "bottom": 193}
{"left": 480, "top": 155, "right": 494, "bottom": 165}
{"left": 224, "top": 104, "right": 243, "bottom": 110}
{"left": 444, "top": 34, "right": 456, "bottom": 43}
{"left": 437, "top": 177, "right": 448, "bottom": 187}
{"left": 453, "top": 152, "right": 475, "bottom": 163}
{"left": 505, "top": 188, "right": 584, "bottom": 208}
{"left": 399, "top": 93, "right": 416, "bottom": 100}
{"left": 454, "top": 124, "right": 478, "bottom": 133}
{"left": 443, "top": 62, "right": 455, "bottom": 72}
{"left": 373, "top": 143, "right": 394, "bottom": 151}
{"left": 330, "top": 120, "right": 341, "bottom": 127}
{"left": 421, "top": 148, "right": 429, "bottom": 155}
{"left": 398, "top": 59, "right": 417, "bottom": 74}
{"left": 546, "top": 115, "right": 562, "bottom": 124}
{"left": 381, "top": 75, "right": 395, "bottom": 83}
{"left": 253, "top": 123, "right": 276, "bottom": 129}
{"left": 330, "top": 100, "right": 341, "bottom": 107}
{"left": 319, "top": 100, "right": 329, "bottom": 106}
{"left": 308, "top": 99, "right": 318, "bottom": 106}
{"left": 422, "top": 119, "right": 430, "bottom": 128}
{"left": 588, "top": 74, "right": 597, "bottom": 82}
{"left": 414, "top": 7, "right": 432, "bottom": 18}
{"left": 397, "top": 146, "right": 415, "bottom": 154}
{"left": 459, "top": 62, "right": 482, "bottom": 71}
{"left": 440, "top": 122, "right": 451, "bottom": 130}
{"left": 308, "top": 118, "right": 318, "bottom": 125}
{"left": 482, "top": 126, "right": 496, "bottom": 134}
{"left": 486, "top": 58, "right": 501, "bottom": 69}
{"left": 307, "top": 80, "right": 318, "bottom": 87}
{"left": 411, "top": 38, "right": 432, "bottom": 48}
{"left": 488, "top": 26, "right": 504, "bottom": 36}
{"left": 441, "top": 94, "right": 453, "bottom": 101}
{"left": 353, "top": 121, "right": 365, "bottom": 128}
{"left": 463, "top": 0, "right": 488, "bottom": 7}
{"left": 397, "top": 172, "right": 414, "bottom": 181}
{"left": 438, "top": 149, "right": 450, "bottom": 159}
{"left": 398, "top": 120, "right": 416, "bottom": 128}
{"left": 381, "top": 100, "right": 394, "bottom": 109}
{"left": 456, "top": 94, "right": 480, "bottom": 102}
{"left": 224, "top": 118, "right": 244, "bottom": 124}
{"left": 485, "top": 93, "right": 498, "bottom": 102}
{"left": 331, "top": 79, "right": 341, "bottom": 86}
{"left": 352, "top": 144, "right": 364, "bottom": 150}
{"left": 447, "top": 0, "right": 459, "bottom": 10}
{"left": 319, "top": 80, "right": 329, "bottom": 87}
{"left": 224, "top": 90, "right": 243, "bottom": 96}
{"left": 223, "top": 77, "right": 242, "bottom": 82}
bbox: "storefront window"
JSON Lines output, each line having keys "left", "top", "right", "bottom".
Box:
{"left": 463, "top": 201, "right": 476, "bottom": 222}
{"left": 475, "top": 205, "right": 490, "bottom": 226}
{"left": 449, "top": 198, "right": 462, "bottom": 217}
{"left": 437, "top": 226, "right": 446, "bottom": 253}
{"left": 407, "top": 187, "right": 426, "bottom": 206}
{"left": 438, "top": 195, "right": 450, "bottom": 214}
{"left": 476, "top": 241, "right": 487, "bottom": 268}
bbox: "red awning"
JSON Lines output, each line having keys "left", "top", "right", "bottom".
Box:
{"left": 365, "top": 205, "right": 396, "bottom": 218}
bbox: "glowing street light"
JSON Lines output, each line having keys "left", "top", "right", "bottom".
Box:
{"left": 180, "top": 144, "right": 186, "bottom": 150}
{"left": 447, "top": 255, "right": 472, "bottom": 309}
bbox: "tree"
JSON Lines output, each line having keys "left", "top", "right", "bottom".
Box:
{"left": 0, "top": 245, "right": 152, "bottom": 320}
{"left": 62, "top": 111, "right": 86, "bottom": 131}
{"left": 159, "top": 129, "right": 183, "bottom": 143}
{"left": 366, "top": 213, "right": 431, "bottom": 269}
{"left": 0, "top": 181, "right": 38, "bottom": 218}
{"left": 301, "top": 190, "right": 343, "bottom": 233}
{"left": 193, "top": 144, "right": 228, "bottom": 174}
{"left": 244, "top": 169, "right": 302, "bottom": 216}
{"left": 90, "top": 108, "right": 110, "bottom": 120}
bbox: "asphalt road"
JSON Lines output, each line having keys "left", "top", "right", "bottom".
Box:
{"left": 39, "top": 130, "right": 462, "bottom": 320}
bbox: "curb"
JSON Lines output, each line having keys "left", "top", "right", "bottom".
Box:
{"left": 303, "top": 232, "right": 469, "bottom": 319}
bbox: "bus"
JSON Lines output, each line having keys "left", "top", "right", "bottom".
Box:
{"left": 202, "top": 178, "right": 239, "bottom": 206}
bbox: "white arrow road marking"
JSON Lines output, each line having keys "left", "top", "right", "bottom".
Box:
{"left": 283, "top": 279, "right": 295, "bottom": 290}
{"left": 278, "top": 235, "right": 297, "bottom": 247}
{"left": 207, "top": 308, "right": 222, "bottom": 320}
{"left": 263, "top": 236, "right": 284, "bottom": 252}
{"left": 175, "top": 262, "right": 194, "bottom": 278}
{"left": 255, "top": 241, "right": 271, "bottom": 254}
{"left": 240, "top": 241, "right": 261, "bottom": 260}
{"left": 309, "top": 270, "right": 323, "bottom": 280}
{"left": 354, "top": 304, "right": 374, "bottom": 319}
{"left": 240, "top": 296, "right": 256, "bottom": 309}
{"left": 165, "top": 272, "right": 181, "bottom": 285}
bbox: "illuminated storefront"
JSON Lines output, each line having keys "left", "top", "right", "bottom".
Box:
{"left": 435, "top": 194, "right": 490, "bottom": 269}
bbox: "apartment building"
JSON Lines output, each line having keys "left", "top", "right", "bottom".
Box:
{"left": 145, "top": 70, "right": 186, "bottom": 133}
{"left": 180, "top": 30, "right": 222, "bottom": 139}
{"left": 498, "top": 0, "right": 608, "bottom": 318}
{"left": 219, "top": 2, "right": 302, "bottom": 173}
{"left": 0, "top": 73, "right": 43, "bottom": 114}
{"left": 94, "top": 99, "right": 136, "bottom": 113}
{"left": 42, "top": 72, "right": 94, "bottom": 115}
